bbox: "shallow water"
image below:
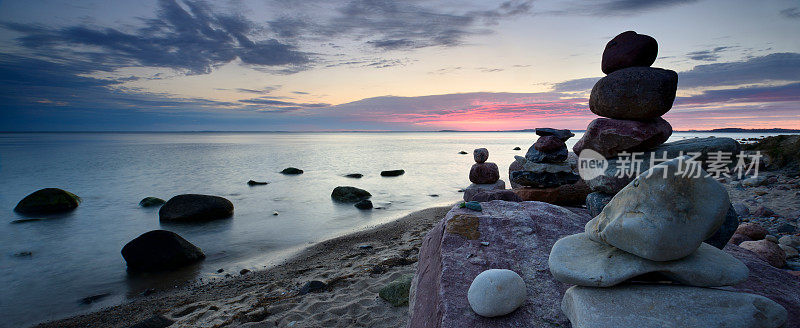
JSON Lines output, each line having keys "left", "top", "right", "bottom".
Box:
{"left": 0, "top": 131, "right": 787, "bottom": 327}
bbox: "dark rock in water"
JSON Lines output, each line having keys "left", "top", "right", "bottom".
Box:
{"left": 590, "top": 67, "right": 678, "bottom": 120}
{"left": 513, "top": 147, "right": 521, "bottom": 150}
{"left": 469, "top": 163, "right": 500, "bottom": 184}
{"left": 345, "top": 173, "right": 363, "bottom": 178}
{"left": 13, "top": 251, "right": 33, "bottom": 257}
{"left": 11, "top": 218, "right": 45, "bottom": 224}
{"left": 573, "top": 117, "right": 672, "bottom": 158}
{"left": 380, "top": 169, "right": 405, "bottom": 177}
{"left": 14, "top": 188, "right": 80, "bottom": 215}
{"left": 331, "top": 186, "right": 371, "bottom": 202}
{"left": 280, "top": 167, "right": 304, "bottom": 175}
{"left": 465, "top": 190, "right": 522, "bottom": 202}
{"left": 246, "top": 180, "right": 268, "bottom": 186}
{"left": 473, "top": 148, "right": 489, "bottom": 163}
{"left": 601, "top": 30, "right": 658, "bottom": 74}
{"left": 525, "top": 146, "right": 568, "bottom": 163}
{"left": 510, "top": 170, "right": 579, "bottom": 188}
{"left": 535, "top": 128, "right": 574, "bottom": 141}
{"left": 354, "top": 199, "right": 373, "bottom": 210}
{"left": 705, "top": 204, "right": 741, "bottom": 249}
{"left": 139, "top": 197, "right": 166, "bottom": 207}
{"left": 128, "top": 314, "right": 175, "bottom": 328}
{"left": 300, "top": 280, "right": 327, "bottom": 294}
{"left": 534, "top": 135, "right": 565, "bottom": 152}
{"left": 379, "top": 274, "right": 414, "bottom": 307}
{"left": 458, "top": 151, "right": 468, "bottom": 154}
{"left": 240, "top": 269, "right": 251, "bottom": 275}
{"left": 217, "top": 268, "right": 224, "bottom": 273}
{"left": 121, "top": 230, "right": 205, "bottom": 272}
{"left": 429, "top": 194, "right": 439, "bottom": 197}
{"left": 80, "top": 293, "right": 111, "bottom": 305}
{"left": 159, "top": 194, "right": 234, "bottom": 222}
{"left": 586, "top": 192, "right": 614, "bottom": 217}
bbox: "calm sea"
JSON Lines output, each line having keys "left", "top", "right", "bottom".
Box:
{"left": 0, "top": 131, "right": 787, "bottom": 327}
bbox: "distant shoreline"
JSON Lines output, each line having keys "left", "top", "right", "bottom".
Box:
{"left": 2, "top": 129, "right": 799, "bottom": 134}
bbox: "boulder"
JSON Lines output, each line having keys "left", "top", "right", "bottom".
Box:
{"left": 589, "top": 67, "right": 678, "bottom": 120}
{"left": 14, "top": 188, "right": 81, "bottom": 215}
{"left": 601, "top": 31, "right": 658, "bottom": 74}
{"left": 331, "top": 186, "right": 371, "bottom": 202}
{"left": 704, "top": 204, "right": 740, "bottom": 249}
{"left": 465, "top": 190, "right": 522, "bottom": 202}
{"left": 380, "top": 169, "right": 405, "bottom": 177}
{"left": 586, "top": 156, "right": 730, "bottom": 261}
{"left": 463, "top": 180, "right": 507, "bottom": 201}
{"left": 739, "top": 240, "right": 786, "bottom": 268}
{"left": 779, "top": 235, "right": 800, "bottom": 248}
{"left": 729, "top": 233, "right": 752, "bottom": 245}
{"left": 585, "top": 192, "right": 613, "bottom": 217}
{"left": 467, "top": 269, "right": 527, "bottom": 317}
{"left": 159, "top": 194, "right": 234, "bottom": 222}
{"left": 469, "top": 162, "right": 500, "bottom": 184}
{"left": 510, "top": 171, "right": 580, "bottom": 188}
{"left": 280, "top": 167, "right": 303, "bottom": 175}
{"left": 735, "top": 222, "right": 768, "bottom": 240}
{"left": 517, "top": 157, "right": 573, "bottom": 173}
{"left": 781, "top": 244, "right": 799, "bottom": 258}
{"left": 562, "top": 284, "right": 786, "bottom": 328}
{"left": 525, "top": 146, "right": 567, "bottom": 163}
{"left": 379, "top": 274, "right": 414, "bottom": 307}
{"left": 549, "top": 233, "right": 748, "bottom": 287}
{"left": 742, "top": 175, "right": 768, "bottom": 187}
{"left": 753, "top": 206, "right": 776, "bottom": 218}
{"left": 139, "top": 196, "right": 166, "bottom": 207}
{"left": 733, "top": 203, "right": 750, "bottom": 217}
{"left": 512, "top": 180, "right": 590, "bottom": 206}
{"left": 121, "top": 230, "right": 205, "bottom": 272}
{"left": 473, "top": 148, "right": 489, "bottom": 163}
{"left": 584, "top": 137, "right": 741, "bottom": 194}
{"left": 408, "top": 201, "right": 590, "bottom": 328}
{"left": 572, "top": 117, "right": 672, "bottom": 158}
{"left": 354, "top": 199, "right": 373, "bottom": 210}
{"left": 535, "top": 128, "right": 575, "bottom": 141}
{"left": 533, "top": 136, "right": 565, "bottom": 152}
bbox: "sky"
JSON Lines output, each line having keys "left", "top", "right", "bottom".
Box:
{"left": 0, "top": 0, "right": 798, "bottom": 131}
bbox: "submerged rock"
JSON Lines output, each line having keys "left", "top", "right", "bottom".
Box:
{"left": 14, "top": 188, "right": 81, "bottom": 215}
{"left": 159, "top": 194, "right": 234, "bottom": 222}
{"left": 354, "top": 199, "right": 373, "bottom": 210}
{"left": 121, "top": 230, "right": 205, "bottom": 272}
{"left": 380, "top": 169, "right": 405, "bottom": 177}
{"left": 246, "top": 180, "right": 268, "bottom": 186}
{"left": 331, "top": 186, "right": 371, "bottom": 202}
{"left": 467, "top": 269, "right": 526, "bottom": 317}
{"left": 586, "top": 156, "right": 730, "bottom": 261}
{"left": 379, "top": 274, "right": 414, "bottom": 307}
{"left": 549, "top": 233, "right": 748, "bottom": 287}
{"left": 280, "top": 167, "right": 303, "bottom": 174}
{"left": 139, "top": 197, "right": 166, "bottom": 207}
{"left": 344, "top": 173, "right": 363, "bottom": 178}
{"left": 562, "top": 284, "right": 786, "bottom": 328}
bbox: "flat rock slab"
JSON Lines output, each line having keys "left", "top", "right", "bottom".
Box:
{"left": 409, "top": 201, "right": 591, "bottom": 328}
{"left": 562, "top": 284, "right": 787, "bottom": 328}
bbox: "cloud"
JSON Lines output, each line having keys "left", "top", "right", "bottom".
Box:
{"left": 686, "top": 46, "right": 732, "bottom": 61}
{"left": 679, "top": 52, "right": 800, "bottom": 88}
{"left": 544, "top": 0, "right": 699, "bottom": 16}
{"left": 2, "top": 0, "right": 310, "bottom": 75}
{"left": 551, "top": 77, "right": 601, "bottom": 92}
{"left": 234, "top": 86, "right": 281, "bottom": 94}
{"left": 675, "top": 82, "right": 800, "bottom": 106}
{"left": 238, "top": 96, "right": 330, "bottom": 112}
{"left": 780, "top": 7, "right": 800, "bottom": 19}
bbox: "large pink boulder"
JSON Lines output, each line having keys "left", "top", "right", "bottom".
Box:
{"left": 408, "top": 201, "right": 590, "bottom": 328}
{"left": 572, "top": 117, "right": 672, "bottom": 158}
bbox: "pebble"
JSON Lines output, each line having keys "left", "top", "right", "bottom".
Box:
{"left": 467, "top": 269, "right": 527, "bottom": 317}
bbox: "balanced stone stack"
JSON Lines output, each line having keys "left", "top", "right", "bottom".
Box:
{"left": 508, "top": 128, "right": 589, "bottom": 205}
{"left": 464, "top": 148, "right": 520, "bottom": 202}
{"left": 548, "top": 157, "right": 787, "bottom": 327}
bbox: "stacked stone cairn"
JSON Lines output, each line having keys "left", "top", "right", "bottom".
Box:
{"left": 548, "top": 157, "right": 787, "bottom": 327}
{"left": 573, "top": 31, "right": 675, "bottom": 214}
{"left": 463, "top": 148, "right": 521, "bottom": 202}
{"left": 508, "top": 128, "right": 589, "bottom": 205}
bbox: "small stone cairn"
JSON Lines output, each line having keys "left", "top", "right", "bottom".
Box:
{"left": 548, "top": 157, "right": 788, "bottom": 327}
{"left": 463, "top": 148, "right": 520, "bottom": 202}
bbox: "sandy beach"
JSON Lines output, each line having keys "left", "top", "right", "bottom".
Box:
{"left": 35, "top": 206, "right": 453, "bottom": 328}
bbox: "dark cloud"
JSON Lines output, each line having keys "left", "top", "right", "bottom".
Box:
{"left": 679, "top": 52, "right": 800, "bottom": 88}
{"left": 268, "top": 0, "right": 533, "bottom": 50}
{"left": 675, "top": 82, "right": 800, "bottom": 106}
{"left": 238, "top": 96, "right": 330, "bottom": 112}
{"left": 545, "top": 0, "right": 699, "bottom": 16}
{"left": 234, "top": 86, "right": 280, "bottom": 94}
{"left": 551, "top": 77, "right": 601, "bottom": 92}
{"left": 780, "top": 7, "right": 800, "bottom": 19}
{"left": 686, "top": 46, "right": 732, "bottom": 61}
{"left": 2, "top": 0, "right": 310, "bottom": 75}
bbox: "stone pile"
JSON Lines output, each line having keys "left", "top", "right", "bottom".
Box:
{"left": 463, "top": 148, "right": 521, "bottom": 202}
{"left": 548, "top": 157, "right": 787, "bottom": 327}
{"left": 508, "top": 128, "right": 590, "bottom": 205}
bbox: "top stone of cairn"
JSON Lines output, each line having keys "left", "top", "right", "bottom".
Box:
{"left": 601, "top": 31, "right": 658, "bottom": 74}
{"left": 535, "top": 128, "right": 574, "bottom": 141}
{"left": 474, "top": 148, "right": 489, "bottom": 163}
